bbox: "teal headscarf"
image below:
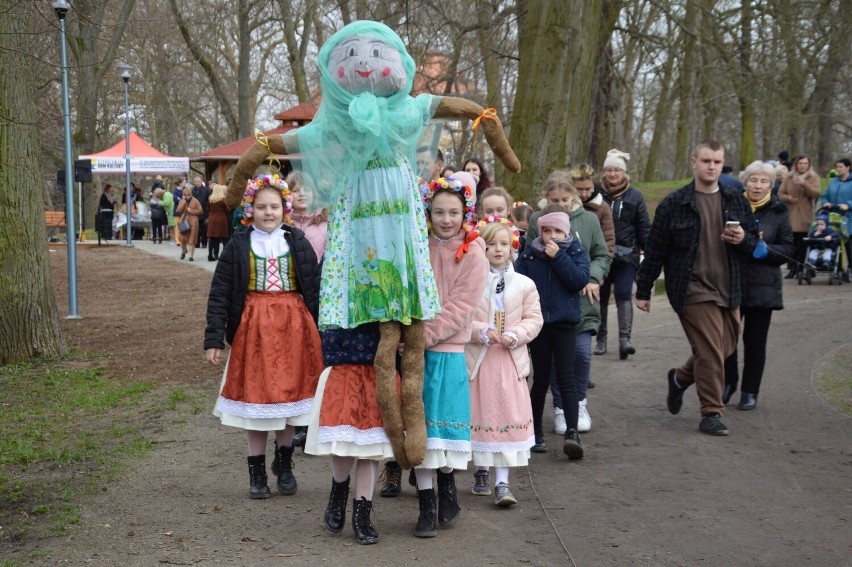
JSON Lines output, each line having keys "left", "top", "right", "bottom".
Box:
{"left": 284, "top": 21, "right": 437, "bottom": 207}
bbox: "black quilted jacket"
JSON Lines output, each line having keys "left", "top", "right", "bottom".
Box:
{"left": 635, "top": 181, "right": 758, "bottom": 313}
{"left": 204, "top": 224, "right": 320, "bottom": 350}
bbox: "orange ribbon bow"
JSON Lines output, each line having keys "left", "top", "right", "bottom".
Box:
{"left": 471, "top": 108, "right": 498, "bottom": 135}
{"left": 455, "top": 229, "right": 480, "bottom": 262}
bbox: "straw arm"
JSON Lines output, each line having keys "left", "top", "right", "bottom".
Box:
{"left": 433, "top": 98, "right": 521, "bottom": 173}
{"left": 225, "top": 134, "right": 288, "bottom": 209}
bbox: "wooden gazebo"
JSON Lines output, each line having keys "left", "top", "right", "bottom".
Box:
{"left": 191, "top": 103, "right": 317, "bottom": 184}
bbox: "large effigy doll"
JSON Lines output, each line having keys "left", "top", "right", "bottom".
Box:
{"left": 226, "top": 20, "right": 520, "bottom": 469}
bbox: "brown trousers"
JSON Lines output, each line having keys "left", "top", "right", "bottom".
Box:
{"left": 676, "top": 301, "right": 740, "bottom": 416}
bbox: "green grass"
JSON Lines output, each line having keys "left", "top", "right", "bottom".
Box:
{"left": 813, "top": 345, "right": 852, "bottom": 416}
{"left": 634, "top": 178, "right": 691, "bottom": 217}
{"left": 0, "top": 354, "right": 204, "bottom": 548}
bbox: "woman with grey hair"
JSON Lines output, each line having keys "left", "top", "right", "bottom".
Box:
{"left": 723, "top": 161, "right": 794, "bottom": 410}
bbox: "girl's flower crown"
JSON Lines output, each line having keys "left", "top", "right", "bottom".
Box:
{"left": 512, "top": 201, "right": 530, "bottom": 209}
{"left": 423, "top": 177, "right": 477, "bottom": 232}
{"left": 477, "top": 215, "right": 521, "bottom": 249}
{"left": 241, "top": 174, "right": 293, "bottom": 226}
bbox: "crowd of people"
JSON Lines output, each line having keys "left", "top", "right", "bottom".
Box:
{"left": 201, "top": 139, "right": 850, "bottom": 546}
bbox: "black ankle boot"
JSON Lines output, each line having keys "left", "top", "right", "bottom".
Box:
{"left": 414, "top": 488, "right": 438, "bottom": 538}
{"left": 292, "top": 426, "right": 307, "bottom": 450}
{"left": 379, "top": 462, "right": 402, "bottom": 497}
{"left": 275, "top": 444, "right": 297, "bottom": 495}
{"left": 323, "top": 477, "right": 350, "bottom": 532}
{"left": 352, "top": 497, "right": 379, "bottom": 545}
{"left": 436, "top": 470, "right": 460, "bottom": 526}
{"left": 247, "top": 455, "right": 271, "bottom": 499}
{"left": 738, "top": 392, "right": 758, "bottom": 410}
{"left": 722, "top": 383, "right": 736, "bottom": 405}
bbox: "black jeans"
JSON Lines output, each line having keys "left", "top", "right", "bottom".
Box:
{"left": 209, "top": 237, "right": 224, "bottom": 259}
{"left": 152, "top": 219, "right": 166, "bottom": 241}
{"left": 529, "top": 323, "right": 577, "bottom": 438}
{"left": 791, "top": 232, "right": 807, "bottom": 271}
{"left": 724, "top": 307, "right": 773, "bottom": 394}
{"left": 196, "top": 217, "right": 208, "bottom": 246}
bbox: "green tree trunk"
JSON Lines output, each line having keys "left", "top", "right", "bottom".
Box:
{"left": 643, "top": 53, "right": 675, "bottom": 181}
{"left": 737, "top": 0, "right": 756, "bottom": 169}
{"left": 506, "top": 0, "right": 617, "bottom": 203}
{"left": 0, "top": 1, "right": 68, "bottom": 364}
{"left": 674, "top": 0, "right": 698, "bottom": 177}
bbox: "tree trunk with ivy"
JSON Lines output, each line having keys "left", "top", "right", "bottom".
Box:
{"left": 0, "top": 1, "right": 68, "bottom": 364}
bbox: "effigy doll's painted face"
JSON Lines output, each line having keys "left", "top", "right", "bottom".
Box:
{"left": 330, "top": 36, "right": 407, "bottom": 96}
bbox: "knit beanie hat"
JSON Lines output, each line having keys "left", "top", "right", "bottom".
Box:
{"left": 448, "top": 171, "right": 479, "bottom": 204}
{"left": 603, "top": 149, "right": 630, "bottom": 171}
{"left": 537, "top": 212, "right": 571, "bottom": 236}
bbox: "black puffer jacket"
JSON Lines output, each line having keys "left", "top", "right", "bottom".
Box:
{"left": 602, "top": 185, "right": 651, "bottom": 267}
{"left": 204, "top": 224, "right": 320, "bottom": 350}
{"left": 740, "top": 197, "right": 794, "bottom": 310}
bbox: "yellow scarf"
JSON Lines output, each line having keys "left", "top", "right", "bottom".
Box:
{"left": 749, "top": 192, "right": 771, "bottom": 212}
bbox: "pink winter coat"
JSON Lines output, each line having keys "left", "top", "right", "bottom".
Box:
{"left": 425, "top": 231, "right": 489, "bottom": 353}
{"left": 289, "top": 211, "right": 328, "bottom": 261}
{"left": 465, "top": 264, "right": 543, "bottom": 380}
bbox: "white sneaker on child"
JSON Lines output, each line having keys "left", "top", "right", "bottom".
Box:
{"left": 553, "top": 407, "right": 567, "bottom": 434}
{"left": 578, "top": 399, "right": 592, "bottom": 432}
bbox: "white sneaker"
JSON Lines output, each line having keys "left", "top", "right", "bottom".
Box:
{"left": 578, "top": 399, "right": 592, "bottom": 432}
{"left": 553, "top": 407, "right": 567, "bottom": 434}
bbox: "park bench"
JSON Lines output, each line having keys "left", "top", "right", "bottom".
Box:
{"left": 44, "top": 211, "right": 66, "bottom": 240}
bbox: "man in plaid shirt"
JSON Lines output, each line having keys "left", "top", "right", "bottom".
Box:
{"left": 635, "top": 140, "right": 758, "bottom": 436}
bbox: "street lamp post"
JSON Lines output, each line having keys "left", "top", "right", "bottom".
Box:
{"left": 117, "top": 63, "right": 133, "bottom": 247}
{"left": 53, "top": 0, "right": 80, "bottom": 319}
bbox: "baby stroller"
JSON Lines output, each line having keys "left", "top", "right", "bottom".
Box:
{"left": 800, "top": 211, "right": 849, "bottom": 285}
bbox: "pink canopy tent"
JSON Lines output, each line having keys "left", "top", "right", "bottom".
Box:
{"left": 78, "top": 131, "right": 189, "bottom": 175}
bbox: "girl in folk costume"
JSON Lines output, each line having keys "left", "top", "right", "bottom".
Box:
{"left": 412, "top": 172, "right": 488, "bottom": 538}
{"left": 283, "top": 169, "right": 328, "bottom": 452}
{"left": 204, "top": 175, "right": 323, "bottom": 499}
{"left": 305, "top": 324, "right": 394, "bottom": 545}
{"left": 286, "top": 170, "right": 328, "bottom": 262}
{"left": 465, "top": 217, "right": 542, "bottom": 506}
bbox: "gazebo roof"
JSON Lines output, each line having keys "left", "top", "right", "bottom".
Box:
{"left": 274, "top": 103, "right": 316, "bottom": 122}
{"left": 191, "top": 103, "right": 317, "bottom": 162}
{"left": 190, "top": 125, "right": 296, "bottom": 161}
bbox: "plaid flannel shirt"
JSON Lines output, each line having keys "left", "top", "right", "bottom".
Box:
{"left": 635, "top": 181, "right": 758, "bottom": 313}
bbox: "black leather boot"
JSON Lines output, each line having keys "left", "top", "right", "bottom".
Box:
{"left": 275, "top": 444, "right": 297, "bottom": 495}
{"left": 352, "top": 497, "right": 379, "bottom": 545}
{"left": 323, "top": 477, "right": 350, "bottom": 532}
{"left": 379, "top": 461, "right": 402, "bottom": 497}
{"left": 436, "top": 470, "right": 460, "bottom": 526}
{"left": 738, "top": 392, "right": 758, "bottom": 410}
{"left": 247, "top": 455, "right": 271, "bottom": 499}
{"left": 414, "top": 488, "right": 438, "bottom": 538}
{"left": 722, "top": 383, "right": 736, "bottom": 405}
{"left": 292, "top": 426, "right": 308, "bottom": 450}
{"left": 617, "top": 300, "right": 636, "bottom": 359}
{"left": 594, "top": 304, "right": 608, "bottom": 355}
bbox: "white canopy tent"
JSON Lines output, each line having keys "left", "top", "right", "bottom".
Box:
{"left": 79, "top": 132, "right": 189, "bottom": 239}
{"left": 78, "top": 131, "right": 189, "bottom": 175}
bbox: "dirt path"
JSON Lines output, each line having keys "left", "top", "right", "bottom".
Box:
{"left": 27, "top": 243, "right": 852, "bottom": 565}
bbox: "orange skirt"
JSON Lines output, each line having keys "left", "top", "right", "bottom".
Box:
{"left": 304, "top": 365, "right": 395, "bottom": 459}
{"left": 214, "top": 291, "right": 322, "bottom": 430}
